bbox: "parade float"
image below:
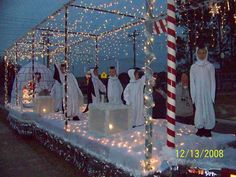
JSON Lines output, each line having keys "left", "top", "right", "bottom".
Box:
{"left": 2, "top": 0, "right": 236, "bottom": 176}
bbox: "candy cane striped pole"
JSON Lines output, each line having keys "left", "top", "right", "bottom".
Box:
{"left": 166, "top": 0, "right": 176, "bottom": 148}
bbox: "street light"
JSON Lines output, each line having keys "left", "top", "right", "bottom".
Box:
{"left": 128, "top": 30, "right": 140, "bottom": 68}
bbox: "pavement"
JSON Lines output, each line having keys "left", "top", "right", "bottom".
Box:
{"left": 0, "top": 108, "right": 86, "bottom": 177}
{"left": 213, "top": 118, "right": 236, "bottom": 135}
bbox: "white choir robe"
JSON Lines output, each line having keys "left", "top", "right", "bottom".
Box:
{"left": 124, "top": 69, "right": 145, "bottom": 127}
{"left": 50, "top": 80, "right": 63, "bottom": 112}
{"left": 56, "top": 64, "right": 84, "bottom": 118}
{"left": 35, "top": 80, "right": 48, "bottom": 95}
{"left": 107, "top": 76, "right": 123, "bottom": 104}
{"left": 190, "top": 51, "right": 216, "bottom": 130}
{"left": 90, "top": 69, "right": 106, "bottom": 104}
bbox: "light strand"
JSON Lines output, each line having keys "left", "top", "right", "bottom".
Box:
{"left": 143, "top": 0, "right": 156, "bottom": 171}
{"left": 4, "top": 55, "right": 8, "bottom": 105}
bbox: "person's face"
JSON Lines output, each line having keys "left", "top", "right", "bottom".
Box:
{"left": 60, "top": 66, "right": 66, "bottom": 74}
{"left": 35, "top": 74, "right": 41, "bottom": 80}
{"left": 109, "top": 68, "right": 116, "bottom": 77}
{"left": 153, "top": 73, "right": 158, "bottom": 79}
{"left": 94, "top": 68, "right": 98, "bottom": 76}
{"left": 181, "top": 73, "right": 189, "bottom": 86}
{"left": 134, "top": 71, "right": 139, "bottom": 80}
{"left": 85, "top": 73, "right": 91, "bottom": 80}
{"left": 197, "top": 48, "right": 207, "bottom": 60}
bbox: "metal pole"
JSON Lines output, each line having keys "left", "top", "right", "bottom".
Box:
{"left": 143, "top": 0, "right": 155, "bottom": 171}
{"left": 32, "top": 32, "right": 35, "bottom": 99}
{"left": 128, "top": 30, "right": 139, "bottom": 68}
{"left": 133, "top": 31, "right": 136, "bottom": 68}
{"left": 95, "top": 36, "right": 99, "bottom": 66}
{"left": 64, "top": 5, "right": 68, "bottom": 121}
{"left": 47, "top": 32, "right": 50, "bottom": 68}
{"left": 4, "top": 55, "right": 8, "bottom": 105}
{"left": 15, "top": 42, "right": 19, "bottom": 105}
{"left": 42, "top": 37, "right": 46, "bottom": 66}
{"left": 116, "top": 59, "right": 119, "bottom": 74}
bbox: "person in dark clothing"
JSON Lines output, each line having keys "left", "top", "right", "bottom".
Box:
{"left": 152, "top": 83, "right": 167, "bottom": 119}
{"left": 83, "top": 71, "right": 94, "bottom": 113}
{"left": 7, "top": 63, "right": 16, "bottom": 100}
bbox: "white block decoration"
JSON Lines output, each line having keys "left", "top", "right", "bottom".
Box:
{"left": 33, "top": 96, "right": 54, "bottom": 115}
{"left": 88, "top": 103, "right": 132, "bottom": 135}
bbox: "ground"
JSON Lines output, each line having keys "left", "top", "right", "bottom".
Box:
{"left": 0, "top": 109, "right": 86, "bottom": 177}
{"left": 215, "top": 94, "right": 236, "bottom": 121}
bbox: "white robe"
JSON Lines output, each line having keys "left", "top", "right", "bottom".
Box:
{"left": 50, "top": 80, "right": 63, "bottom": 112}
{"left": 35, "top": 80, "right": 48, "bottom": 96}
{"left": 57, "top": 64, "right": 84, "bottom": 118}
{"left": 124, "top": 69, "right": 145, "bottom": 127}
{"left": 90, "top": 69, "right": 106, "bottom": 104}
{"left": 107, "top": 76, "right": 123, "bottom": 104}
{"left": 175, "top": 83, "right": 193, "bottom": 117}
{"left": 190, "top": 50, "right": 216, "bottom": 129}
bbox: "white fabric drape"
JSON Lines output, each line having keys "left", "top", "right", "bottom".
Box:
{"left": 190, "top": 48, "right": 216, "bottom": 129}
{"left": 50, "top": 80, "right": 63, "bottom": 112}
{"left": 90, "top": 69, "right": 106, "bottom": 104}
{"left": 56, "top": 64, "right": 84, "bottom": 117}
{"left": 124, "top": 69, "right": 145, "bottom": 127}
{"left": 107, "top": 76, "right": 123, "bottom": 104}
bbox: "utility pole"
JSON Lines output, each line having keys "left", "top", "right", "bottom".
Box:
{"left": 95, "top": 36, "right": 99, "bottom": 67}
{"left": 128, "top": 30, "right": 139, "bottom": 68}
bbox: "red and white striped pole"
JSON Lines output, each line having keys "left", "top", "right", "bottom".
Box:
{"left": 166, "top": 0, "right": 176, "bottom": 148}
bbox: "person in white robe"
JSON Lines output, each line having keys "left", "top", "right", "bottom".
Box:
{"left": 124, "top": 69, "right": 145, "bottom": 127}
{"left": 190, "top": 46, "right": 216, "bottom": 137}
{"left": 175, "top": 73, "right": 194, "bottom": 124}
{"left": 89, "top": 67, "right": 106, "bottom": 104}
{"left": 56, "top": 63, "right": 84, "bottom": 120}
{"left": 50, "top": 64, "right": 63, "bottom": 112}
{"left": 107, "top": 66, "right": 123, "bottom": 104}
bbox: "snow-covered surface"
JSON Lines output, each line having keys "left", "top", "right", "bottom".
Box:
{"left": 6, "top": 104, "right": 236, "bottom": 176}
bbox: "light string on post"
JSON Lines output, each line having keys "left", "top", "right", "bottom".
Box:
{"left": 14, "top": 42, "right": 19, "bottom": 106}
{"left": 4, "top": 55, "right": 8, "bottom": 105}
{"left": 31, "top": 31, "right": 36, "bottom": 99}
{"left": 142, "top": 0, "right": 156, "bottom": 171}
{"left": 64, "top": 5, "right": 69, "bottom": 126}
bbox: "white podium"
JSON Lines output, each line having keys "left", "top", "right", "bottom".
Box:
{"left": 88, "top": 103, "right": 132, "bottom": 135}
{"left": 33, "top": 96, "right": 54, "bottom": 115}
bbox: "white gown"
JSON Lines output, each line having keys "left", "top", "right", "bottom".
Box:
{"left": 124, "top": 69, "right": 145, "bottom": 127}
{"left": 90, "top": 69, "right": 106, "bottom": 104}
{"left": 107, "top": 76, "right": 123, "bottom": 104}
{"left": 50, "top": 80, "right": 63, "bottom": 112}
{"left": 35, "top": 80, "right": 48, "bottom": 96}
{"left": 57, "top": 64, "right": 84, "bottom": 118}
{"left": 190, "top": 50, "right": 216, "bottom": 129}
